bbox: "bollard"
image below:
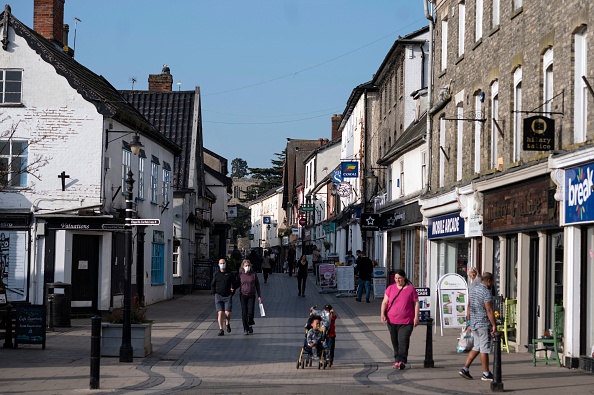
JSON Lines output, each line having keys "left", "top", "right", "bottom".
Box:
{"left": 491, "top": 331, "right": 504, "bottom": 392}
{"left": 423, "top": 317, "right": 434, "bottom": 368}
{"left": 90, "top": 315, "right": 101, "bottom": 389}
{"left": 3, "top": 303, "right": 14, "bottom": 349}
{"left": 47, "top": 297, "right": 54, "bottom": 331}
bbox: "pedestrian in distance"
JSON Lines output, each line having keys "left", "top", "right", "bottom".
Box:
{"left": 238, "top": 259, "right": 262, "bottom": 335}
{"left": 380, "top": 269, "right": 420, "bottom": 370}
{"left": 211, "top": 258, "right": 237, "bottom": 336}
{"left": 312, "top": 246, "right": 321, "bottom": 263}
{"left": 297, "top": 255, "right": 308, "bottom": 297}
{"left": 345, "top": 250, "right": 355, "bottom": 266}
{"left": 467, "top": 266, "right": 482, "bottom": 290}
{"left": 355, "top": 250, "right": 373, "bottom": 303}
{"left": 261, "top": 250, "right": 272, "bottom": 283}
{"left": 459, "top": 272, "right": 497, "bottom": 381}
{"left": 287, "top": 244, "right": 296, "bottom": 277}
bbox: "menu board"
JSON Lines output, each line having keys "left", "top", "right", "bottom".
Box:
{"left": 193, "top": 263, "right": 212, "bottom": 290}
{"left": 318, "top": 264, "right": 336, "bottom": 288}
{"left": 15, "top": 305, "right": 46, "bottom": 349}
{"left": 436, "top": 273, "right": 468, "bottom": 336}
{"left": 335, "top": 266, "right": 355, "bottom": 292}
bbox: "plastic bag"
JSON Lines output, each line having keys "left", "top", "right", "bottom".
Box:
{"left": 457, "top": 328, "right": 474, "bottom": 353}
{"left": 259, "top": 302, "right": 266, "bottom": 317}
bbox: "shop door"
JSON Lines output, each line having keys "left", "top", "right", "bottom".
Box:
{"left": 527, "top": 234, "right": 540, "bottom": 345}
{"left": 111, "top": 232, "right": 126, "bottom": 301}
{"left": 71, "top": 235, "right": 100, "bottom": 312}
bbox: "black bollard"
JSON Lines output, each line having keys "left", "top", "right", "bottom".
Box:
{"left": 47, "top": 297, "right": 54, "bottom": 331}
{"left": 491, "top": 331, "right": 504, "bottom": 392}
{"left": 424, "top": 317, "right": 434, "bottom": 368}
{"left": 3, "top": 303, "right": 13, "bottom": 349}
{"left": 90, "top": 315, "right": 101, "bottom": 389}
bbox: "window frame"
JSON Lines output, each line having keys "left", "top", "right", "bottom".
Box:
{"left": 162, "top": 167, "right": 171, "bottom": 207}
{"left": 439, "top": 117, "right": 446, "bottom": 187}
{"left": 457, "top": 106, "right": 464, "bottom": 181}
{"left": 474, "top": 93, "right": 482, "bottom": 174}
{"left": 150, "top": 160, "right": 159, "bottom": 204}
{"left": 475, "top": 0, "right": 483, "bottom": 42}
{"left": 543, "top": 49, "right": 554, "bottom": 116}
{"left": 0, "top": 138, "right": 28, "bottom": 187}
{"left": 574, "top": 28, "right": 588, "bottom": 143}
{"left": 491, "top": 81, "right": 499, "bottom": 169}
{"left": 121, "top": 148, "right": 131, "bottom": 195}
{"left": 458, "top": 2, "right": 466, "bottom": 57}
{"left": 0, "top": 69, "right": 23, "bottom": 104}
{"left": 138, "top": 155, "right": 145, "bottom": 200}
{"left": 492, "top": 0, "right": 500, "bottom": 28}
{"left": 441, "top": 18, "right": 449, "bottom": 71}
{"left": 513, "top": 67, "right": 523, "bottom": 162}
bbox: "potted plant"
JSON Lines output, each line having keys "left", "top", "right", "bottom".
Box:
{"left": 101, "top": 294, "right": 153, "bottom": 358}
{"left": 323, "top": 240, "right": 332, "bottom": 251}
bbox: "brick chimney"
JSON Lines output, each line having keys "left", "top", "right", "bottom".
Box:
{"left": 33, "top": 0, "right": 65, "bottom": 47}
{"left": 331, "top": 114, "right": 342, "bottom": 140}
{"left": 148, "top": 65, "right": 173, "bottom": 92}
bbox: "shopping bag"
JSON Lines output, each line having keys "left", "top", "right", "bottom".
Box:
{"left": 456, "top": 328, "right": 474, "bottom": 353}
{"left": 259, "top": 302, "right": 266, "bottom": 317}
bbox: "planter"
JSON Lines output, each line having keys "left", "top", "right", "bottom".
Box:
{"left": 101, "top": 322, "right": 152, "bottom": 358}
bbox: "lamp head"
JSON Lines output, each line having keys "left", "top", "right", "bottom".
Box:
{"left": 130, "top": 133, "right": 144, "bottom": 155}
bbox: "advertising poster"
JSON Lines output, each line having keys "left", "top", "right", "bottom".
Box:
{"left": 318, "top": 264, "right": 336, "bottom": 288}
{"left": 436, "top": 273, "right": 468, "bottom": 336}
{"left": 416, "top": 287, "right": 431, "bottom": 322}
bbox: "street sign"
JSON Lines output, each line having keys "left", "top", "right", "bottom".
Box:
{"left": 300, "top": 204, "right": 314, "bottom": 212}
{"left": 129, "top": 219, "right": 160, "bottom": 226}
{"left": 299, "top": 217, "right": 307, "bottom": 226}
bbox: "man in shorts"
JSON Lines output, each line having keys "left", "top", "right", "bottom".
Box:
{"left": 211, "top": 258, "right": 237, "bottom": 336}
{"left": 459, "top": 272, "right": 497, "bottom": 381}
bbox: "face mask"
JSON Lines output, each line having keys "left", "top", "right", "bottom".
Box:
{"left": 244, "top": 266, "right": 251, "bottom": 272}
{"left": 219, "top": 264, "right": 226, "bottom": 270}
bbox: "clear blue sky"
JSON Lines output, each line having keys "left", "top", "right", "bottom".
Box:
{"left": 10, "top": 1, "right": 427, "bottom": 170}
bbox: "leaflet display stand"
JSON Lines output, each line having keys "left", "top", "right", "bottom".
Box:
{"left": 436, "top": 273, "right": 468, "bottom": 336}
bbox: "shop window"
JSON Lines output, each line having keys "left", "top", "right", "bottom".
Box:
{"left": 506, "top": 236, "right": 518, "bottom": 299}
{"left": 585, "top": 228, "right": 594, "bottom": 354}
{"left": 547, "top": 232, "right": 563, "bottom": 328}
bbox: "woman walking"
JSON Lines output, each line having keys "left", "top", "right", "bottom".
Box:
{"left": 238, "top": 259, "right": 262, "bottom": 335}
{"left": 261, "top": 250, "right": 272, "bottom": 283}
{"left": 297, "top": 255, "right": 308, "bottom": 297}
{"left": 380, "top": 269, "right": 419, "bottom": 370}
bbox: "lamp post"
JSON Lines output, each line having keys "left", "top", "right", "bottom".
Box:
{"left": 120, "top": 133, "right": 143, "bottom": 363}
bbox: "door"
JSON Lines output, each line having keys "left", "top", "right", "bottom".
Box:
{"left": 527, "top": 234, "right": 539, "bottom": 344}
{"left": 71, "top": 235, "right": 100, "bottom": 312}
{"left": 111, "top": 232, "right": 126, "bottom": 304}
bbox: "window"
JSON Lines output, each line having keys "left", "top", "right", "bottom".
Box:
{"left": 0, "top": 139, "right": 27, "bottom": 187}
{"left": 458, "top": 2, "right": 465, "bottom": 57}
{"left": 475, "top": 93, "right": 482, "bottom": 173}
{"left": 150, "top": 160, "right": 159, "bottom": 204}
{"left": 543, "top": 49, "right": 554, "bottom": 116}
{"left": 574, "top": 28, "right": 588, "bottom": 143}
{"left": 439, "top": 117, "right": 446, "bottom": 187}
{"left": 151, "top": 230, "right": 165, "bottom": 285}
{"left": 399, "top": 160, "right": 405, "bottom": 197}
{"left": 457, "top": 106, "right": 464, "bottom": 181}
{"left": 513, "top": 0, "right": 523, "bottom": 11}
{"left": 475, "top": 0, "right": 483, "bottom": 41}
{"left": 513, "top": 67, "right": 522, "bottom": 162}
{"left": 173, "top": 239, "right": 180, "bottom": 276}
{"left": 121, "top": 148, "right": 131, "bottom": 194}
{"left": 441, "top": 18, "right": 448, "bottom": 71}
{"left": 491, "top": 81, "right": 499, "bottom": 168}
{"left": 0, "top": 69, "right": 22, "bottom": 104}
{"left": 421, "top": 150, "right": 427, "bottom": 190}
{"left": 492, "top": 0, "right": 500, "bottom": 28}
{"left": 387, "top": 167, "right": 393, "bottom": 201}
{"left": 138, "top": 155, "right": 145, "bottom": 200}
{"left": 162, "top": 162, "right": 171, "bottom": 207}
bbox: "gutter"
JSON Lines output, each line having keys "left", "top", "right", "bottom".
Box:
{"left": 422, "top": 0, "right": 435, "bottom": 196}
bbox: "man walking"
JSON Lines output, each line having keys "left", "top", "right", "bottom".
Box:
{"left": 211, "top": 258, "right": 237, "bottom": 336}
{"left": 459, "top": 272, "right": 497, "bottom": 381}
{"left": 287, "top": 244, "right": 296, "bottom": 277}
{"left": 355, "top": 250, "right": 373, "bottom": 303}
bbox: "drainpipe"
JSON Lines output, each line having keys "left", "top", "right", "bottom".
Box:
{"left": 422, "top": 0, "right": 435, "bottom": 196}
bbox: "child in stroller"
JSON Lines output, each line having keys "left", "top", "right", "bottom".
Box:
{"left": 296, "top": 307, "right": 331, "bottom": 369}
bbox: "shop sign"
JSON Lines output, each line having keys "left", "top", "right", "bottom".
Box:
{"left": 360, "top": 213, "right": 380, "bottom": 230}
{"left": 428, "top": 212, "right": 465, "bottom": 239}
{"left": 341, "top": 161, "right": 359, "bottom": 178}
{"left": 565, "top": 162, "right": 594, "bottom": 224}
{"left": 0, "top": 214, "right": 31, "bottom": 229}
{"left": 381, "top": 202, "right": 423, "bottom": 229}
{"left": 523, "top": 115, "right": 555, "bottom": 151}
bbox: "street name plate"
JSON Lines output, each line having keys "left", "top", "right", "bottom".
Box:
{"left": 130, "top": 219, "right": 160, "bottom": 226}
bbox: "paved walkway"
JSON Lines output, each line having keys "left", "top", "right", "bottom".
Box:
{"left": 0, "top": 272, "right": 592, "bottom": 394}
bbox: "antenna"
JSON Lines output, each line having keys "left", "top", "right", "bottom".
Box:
{"left": 129, "top": 77, "right": 137, "bottom": 91}
{"left": 72, "top": 17, "right": 81, "bottom": 56}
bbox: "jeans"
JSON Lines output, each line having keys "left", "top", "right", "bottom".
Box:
{"left": 387, "top": 323, "right": 414, "bottom": 363}
{"left": 240, "top": 294, "right": 256, "bottom": 331}
{"left": 356, "top": 278, "right": 371, "bottom": 301}
{"left": 262, "top": 268, "right": 271, "bottom": 282}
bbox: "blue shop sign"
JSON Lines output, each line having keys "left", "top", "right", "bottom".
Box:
{"left": 341, "top": 161, "right": 359, "bottom": 178}
{"left": 565, "top": 163, "right": 594, "bottom": 224}
{"left": 428, "top": 212, "right": 465, "bottom": 239}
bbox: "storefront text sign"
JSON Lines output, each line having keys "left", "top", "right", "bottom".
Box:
{"left": 565, "top": 162, "right": 594, "bottom": 224}
{"left": 523, "top": 115, "right": 555, "bottom": 151}
{"left": 428, "top": 212, "right": 465, "bottom": 239}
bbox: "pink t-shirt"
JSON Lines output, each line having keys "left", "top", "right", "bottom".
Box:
{"left": 384, "top": 284, "right": 418, "bottom": 324}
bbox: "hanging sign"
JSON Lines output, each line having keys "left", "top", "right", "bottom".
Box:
{"left": 341, "top": 161, "right": 359, "bottom": 178}
{"left": 523, "top": 115, "right": 555, "bottom": 151}
{"left": 332, "top": 169, "right": 343, "bottom": 184}
{"left": 436, "top": 273, "right": 468, "bottom": 336}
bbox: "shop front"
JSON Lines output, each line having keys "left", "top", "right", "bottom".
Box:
{"left": 428, "top": 211, "right": 468, "bottom": 282}
{"left": 0, "top": 213, "right": 31, "bottom": 303}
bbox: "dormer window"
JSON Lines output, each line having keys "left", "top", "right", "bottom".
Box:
{"left": 1, "top": 70, "right": 22, "bottom": 104}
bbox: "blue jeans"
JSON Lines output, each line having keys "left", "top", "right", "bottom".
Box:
{"left": 357, "top": 278, "right": 371, "bottom": 301}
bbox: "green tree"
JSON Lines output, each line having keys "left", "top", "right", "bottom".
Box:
{"left": 231, "top": 158, "right": 249, "bottom": 178}
{"left": 248, "top": 150, "right": 285, "bottom": 193}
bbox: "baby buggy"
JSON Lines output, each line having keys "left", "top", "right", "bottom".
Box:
{"left": 296, "top": 306, "right": 331, "bottom": 369}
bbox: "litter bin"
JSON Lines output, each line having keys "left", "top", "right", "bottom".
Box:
{"left": 46, "top": 282, "right": 71, "bottom": 327}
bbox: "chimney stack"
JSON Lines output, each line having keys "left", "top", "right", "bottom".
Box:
{"left": 331, "top": 114, "right": 343, "bottom": 140}
{"left": 34, "top": 0, "right": 65, "bottom": 47}
{"left": 148, "top": 65, "right": 173, "bottom": 92}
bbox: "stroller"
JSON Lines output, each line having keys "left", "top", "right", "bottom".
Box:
{"left": 296, "top": 306, "right": 331, "bottom": 369}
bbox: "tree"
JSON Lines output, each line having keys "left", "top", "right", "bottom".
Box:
{"left": 248, "top": 150, "right": 285, "bottom": 193}
{"left": 231, "top": 158, "right": 249, "bottom": 178}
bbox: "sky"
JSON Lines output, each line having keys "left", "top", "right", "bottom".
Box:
{"left": 9, "top": 1, "right": 428, "bottom": 170}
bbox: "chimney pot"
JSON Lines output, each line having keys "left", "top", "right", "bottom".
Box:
{"left": 34, "top": 0, "right": 65, "bottom": 47}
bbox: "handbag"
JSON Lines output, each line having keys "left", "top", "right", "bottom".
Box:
{"left": 259, "top": 302, "right": 266, "bottom": 317}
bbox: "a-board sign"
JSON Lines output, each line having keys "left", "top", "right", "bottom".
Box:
{"left": 193, "top": 264, "right": 212, "bottom": 290}
{"left": 436, "top": 273, "right": 468, "bottom": 336}
{"left": 335, "top": 265, "right": 355, "bottom": 291}
{"left": 318, "top": 264, "right": 336, "bottom": 288}
{"left": 15, "top": 304, "right": 46, "bottom": 349}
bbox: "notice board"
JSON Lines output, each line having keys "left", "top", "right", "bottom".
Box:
{"left": 15, "top": 304, "right": 46, "bottom": 349}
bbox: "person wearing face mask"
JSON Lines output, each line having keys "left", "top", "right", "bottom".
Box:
{"left": 211, "top": 258, "right": 237, "bottom": 336}
{"left": 238, "top": 259, "right": 262, "bottom": 335}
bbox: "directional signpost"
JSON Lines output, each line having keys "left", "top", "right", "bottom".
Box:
{"left": 129, "top": 219, "right": 160, "bottom": 226}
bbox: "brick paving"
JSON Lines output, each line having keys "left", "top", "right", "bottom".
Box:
{"left": 1, "top": 272, "right": 592, "bottom": 394}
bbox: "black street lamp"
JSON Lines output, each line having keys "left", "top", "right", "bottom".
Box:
{"left": 120, "top": 133, "right": 143, "bottom": 363}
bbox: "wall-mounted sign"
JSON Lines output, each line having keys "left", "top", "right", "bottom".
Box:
{"left": 360, "top": 213, "right": 380, "bottom": 230}
{"left": 263, "top": 216, "right": 271, "bottom": 224}
{"left": 565, "top": 162, "right": 594, "bottom": 224}
{"left": 341, "top": 161, "right": 359, "bottom": 178}
{"left": 428, "top": 212, "right": 465, "bottom": 239}
{"left": 523, "top": 115, "right": 555, "bottom": 151}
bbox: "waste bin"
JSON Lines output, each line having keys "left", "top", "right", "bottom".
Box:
{"left": 46, "top": 282, "right": 71, "bottom": 327}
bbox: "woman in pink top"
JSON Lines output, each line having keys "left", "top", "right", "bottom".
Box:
{"left": 380, "top": 269, "right": 420, "bottom": 370}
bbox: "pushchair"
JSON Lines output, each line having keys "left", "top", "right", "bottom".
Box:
{"left": 296, "top": 306, "right": 331, "bottom": 369}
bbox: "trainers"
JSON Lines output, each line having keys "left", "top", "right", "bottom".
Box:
{"left": 481, "top": 372, "right": 494, "bottom": 381}
{"left": 218, "top": 329, "right": 224, "bottom": 336}
{"left": 392, "top": 362, "right": 401, "bottom": 369}
{"left": 399, "top": 362, "right": 406, "bottom": 370}
{"left": 244, "top": 330, "right": 249, "bottom": 335}
{"left": 459, "top": 369, "right": 473, "bottom": 380}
